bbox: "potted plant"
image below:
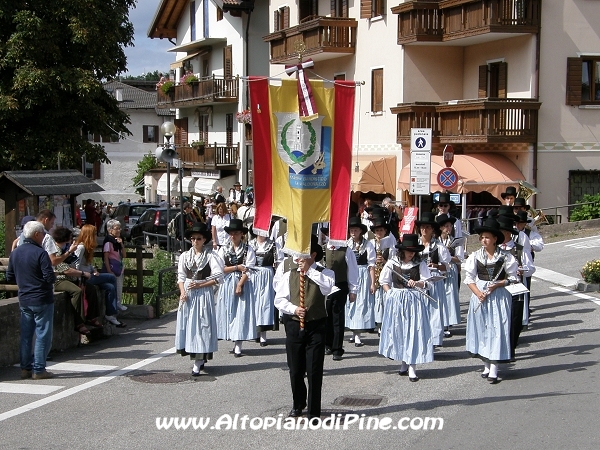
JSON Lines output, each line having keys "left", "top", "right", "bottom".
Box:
{"left": 578, "top": 259, "right": 600, "bottom": 292}
{"left": 160, "top": 81, "right": 174, "bottom": 96}
{"left": 191, "top": 140, "right": 205, "bottom": 156}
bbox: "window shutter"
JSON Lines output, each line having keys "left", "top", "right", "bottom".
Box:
{"left": 497, "top": 62, "right": 507, "bottom": 98}
{"left": 566, "top": 57, "right": 582, "bottom": 106}
{"left": 93, "top": 162, "right": 101, "bottom": 180}
{"left": 343, "top": 0, "right": 348, "bottom": 17}
{"left": 274, "top": 10, "right": 280, "bottom": 31}
{"left": 226, "top": 113, "right": 233, "bottom": 147}
{"left": 283, "top": 6, "right": 290, "bottom": 29}
{"left": 175, "top": 118, "right": 188, "bottom": 146}
{"left": 361, "top": 0, "right": 373, "bottom": 19}
{"left": 143, "top": 126, "right": 149, "bottom": 143}
{"left": 371, "top": 68, "right": 383, "bottom": 112}
{"left": 331, "top": 0, "right": 336, "bottom": 16}
{"left": 478, "top": 65, "right": 488, "bottom": 98}
{"left": 224, "top": 45, "right": 233, "bottom": 79}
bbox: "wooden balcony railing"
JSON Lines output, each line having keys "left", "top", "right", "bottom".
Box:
{"left": 392, "top": 0, "right": 541, "bottom": 45}
{"left": 156, "top": 144, "right": 239, "bottom": 170}
{"left": 264, "top": 17, "right": 357, "bottom": 64}
{"left": 157, "top": 75, "right": 238, "bottom": 108}
{"left": 393, "top": 98, "right": 541, "bottom": 144}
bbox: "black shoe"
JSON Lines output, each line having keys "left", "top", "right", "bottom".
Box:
{"left": 234, "top": 352, "right": 243, "bottom": 358}
{"left": 255, "top": 338, "right": 260, "bottom": 343}
{"left": 324, "top": 348, "right": 332, "bottom": 355}
{"left": 481, "top": 373, "right": 489, "bottom": 379}
{"left": 332, "top": 354, "right": 342, "bottom": 361}
{"left": 260, "top": 342, "right": 267, "bottom": 347}
{"left": 399, "top": 370, "right": 408, "bottom": 376}
{"left": 488, "top": 377, "right": 499, "bottom": 384}
{"left": 288, "top": 408, "right": 303, "bottom": 418}
{"left": 191, "top": 371, "right": 201, "bottom": 377}
{"left": 354, "top": 342, "right": 363, "bottom": 348}
{"left": 409, "top": 376, "right": 419, "bottom": 382}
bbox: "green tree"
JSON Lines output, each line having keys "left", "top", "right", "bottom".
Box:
{"left": 0, "top": 0, "right": 136, "bottom": 171}
{"left": 122, "top": 70, "right": 163, "bottom": 82}
{"left": 133, "top": 151, "right": 158, "bottom": 195}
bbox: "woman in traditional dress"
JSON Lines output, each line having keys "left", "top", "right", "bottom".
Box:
{"left": 464, "top": 217, "right": 518, "bottom": 384}
{"left": 346, "top": 216, "right": 376, "bottom": 347}
{"left": 378, "top": 234, "right": 433, "bottom": 382}
{"left": 248, "top": 230, "right": 278, "bottom": 346}
{"left": 416, "top": 212, "right": 450, "bottom": 346}
{"left": 369, "top": 217, "right": 397, "bottom": 334}
{"left": 216, "top": 219, "right": 256, "bottom": 357}
{"left": 436, "top": 213, "right": 463, "bottom": 335}
{"left": 176, "top": 224, "right": 223, "bottom": 376}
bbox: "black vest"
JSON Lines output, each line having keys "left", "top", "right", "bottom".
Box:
{"left": 325, "top": 247, "right": 348, "bottom": 283}
{"left": 284, "top": 258, "right": 327, "bottom": 322}
{"left": 391, "top": 263, "right": 420, "bottom": 289}
{"left": 476, "top": 259, "right": 506, "bottom": 281}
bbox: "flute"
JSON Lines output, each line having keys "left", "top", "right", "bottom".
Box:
{"left": 390, "top": 268, "right": 437, "bottom": 303}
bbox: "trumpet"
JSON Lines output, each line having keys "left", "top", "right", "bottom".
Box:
{"left": 517, "top": 181, "right": 549, "bottom": 227}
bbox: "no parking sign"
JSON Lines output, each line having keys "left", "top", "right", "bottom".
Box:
{"left": 437, "top": 167, "right": 459, "bottom": 190}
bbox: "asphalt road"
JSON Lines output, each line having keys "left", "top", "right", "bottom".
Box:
{"left": 1, "top": 234, "right": 599, "bottom": 449}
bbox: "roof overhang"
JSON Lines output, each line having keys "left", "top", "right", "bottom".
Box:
{"left": 0, "top": 170, "right": 104, "bottom": 197}
{"left": 148, "top": 0, "right": 186, "bottom": 40}
{"left": 168, "top": 37, "right": 227, "bottom": 53}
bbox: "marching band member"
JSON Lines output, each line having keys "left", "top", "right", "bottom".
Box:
{"left": 369, "top": 217, "right": 397, "bottom": 334}
{"left": 346, "top": 217, "right": 376, "bottom": 347}
{"left": 435, "top": 193, "right": 463, "bottom": 238}
{"left": 514, "top": 210, "right": 540, "bottom": 321}
{"left": 216, "top": 219, "right": 256, "bottom": 357}
{"left": 436, "top": 213, "right": 463, "bottom": 335}
{"left": 501, "top": 186, "right": 518, "bottom": 207}
{"left": 465, "top": 217, "right": 519, "bottom": 384}
{"left": 378, "top": 234, "right": 433, "bottom": 382}
{"left": 416, "top": 212, "right": 451, "bottom": 345}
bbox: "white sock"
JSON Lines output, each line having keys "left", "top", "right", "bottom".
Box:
{"left": 354, "top": 333, "right": 361, "bottom": 344}
{"left": 489, "top": 363, "right": 498, "bottom": 378}
{"left": 234, "top": 341, "right": 242, "bottom": 354}
{"left": 482, "top": 361, "right": 490, "bottom": 375}
{"left": 400, "top": 361, "right": 408, "bottom": 373}
{"left": 193, "top": 359, "right": 204, "bottom": 373}
{"left": 260, "top": 331, "right": 267, "bottom": 343}
{"left": 408, "top": 364, "right": 417, "bottom": 378}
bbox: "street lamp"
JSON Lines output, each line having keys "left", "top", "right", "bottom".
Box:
{"left": 156, "top": 121, "right": 178, "bottom": 254}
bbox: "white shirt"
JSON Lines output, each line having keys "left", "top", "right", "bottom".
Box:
{"left": 211, "top": 214, "right": 231, "bottom": 246}
{"left": 177, "top": 248, "right": 224, "bottom": 283}
{"left": 217, "top": 243, "right": 256, "bottom": 269}
{"left": 464, "top": 247, "right": 519, "bottom": 285}
{"left": 347, "top": 238, "right": 377, "bottom": 269}
{"left": 499, "top": 239, "right": 536, "bottom": 279}
{"left": 273, "top": 261, "right": 336, "bottom": 316}
{"left": 379, "top": 258, "right": 431, "bottom": 288}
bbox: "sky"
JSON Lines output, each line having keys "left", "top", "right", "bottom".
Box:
{"left": 123, "top": 1, "right": 175, "bottom": 77}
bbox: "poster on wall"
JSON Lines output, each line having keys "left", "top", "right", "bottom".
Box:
{"left": 38, "top": 195, "right": 73, "bottom": 229}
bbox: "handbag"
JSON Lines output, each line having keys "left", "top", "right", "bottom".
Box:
{"left": 103, "top": 258, "right": 123, "bottom": 276}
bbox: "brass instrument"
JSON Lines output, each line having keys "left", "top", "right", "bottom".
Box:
{"left": 374, "top": 236, "right": 383, "bottom": 290}
{"left": 517, "top": 181, "right": 549, "bottom": 227}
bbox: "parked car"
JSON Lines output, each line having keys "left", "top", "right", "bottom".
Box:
{"left": 111, "top": 203, "right": 158, "bottom": 240}
{"left": 130, "top": 207, "right": 178, "bottom": 247}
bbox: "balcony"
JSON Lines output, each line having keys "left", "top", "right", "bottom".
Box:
{"left": 392, "top": 0, "right": 541, "bottom": 45}
{"left": 157, "top": 144, "right": 239, "bottom": 170}
{"left": 392, "top": 98, "right": 541, "bottom": 144}
{"left": 157, "top": 75, "right": 238, "bottom": 109}
{"left": 264, "top": 16, "right": 357, "bottom": 64}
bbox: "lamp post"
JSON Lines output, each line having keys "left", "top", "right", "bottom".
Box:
{"left": 156, "top": 121, "right": 177, "bottom": 254}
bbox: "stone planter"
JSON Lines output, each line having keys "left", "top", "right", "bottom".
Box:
{"left": 576, "top": 280, "right": 600, "bottom": 292}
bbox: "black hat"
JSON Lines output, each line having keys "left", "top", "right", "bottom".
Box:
{"left": 415, "top": 212, "right": 441, "bottom": 233}
{"left": 396, "top": 234, "right": 425, "bottom": 252}
{"left": 515, "top": 211, "right": 529, "bottom": 224}
{"left": 501, "top": 186, "right": 518, "bottom": 199}
{"left": 435, "top": 213, "right": 456, "bottom": 226}
{"left": 497, "top": 215, "right": 518, "bottom": 235}
{"left": 497, "top": 205, "right": 519, "bottom": 221}
{"left": 185, "top": 223, "right": 211, "bottom": 241}
{"left": 513, "top": 198, "right": 531, "bottom": 210}
{"left": 348, "top": 216, "right": 367, "bottom": 234}
{"left": 370, "top": 217, "right": 390, "bottom": 232}
{"left": 233, "top": 181, "right": 242, "bottom": 186}
{"left": 370, "top": 207, "right": 387, "bottom": 219}
{"left": 435, "top": 192, "right": 455, "bottom": 207}
{"left": 310, "top": 234, "right": 324, "bottom": 262}
{"left": 224, "top": 218, "right": 248, "bottom": 234}
{"left": 474, "top": 218, "right": 505, "bottom": 244}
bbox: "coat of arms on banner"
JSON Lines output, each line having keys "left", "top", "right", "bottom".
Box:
{"left": 275, "top": 112, "right": 330, "bottom": 189}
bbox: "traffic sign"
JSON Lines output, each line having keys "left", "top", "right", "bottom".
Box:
{"left": 437, "top": 167, "right": 459, "bottom": 190}
{"left": 410, "top": 128, "right": 432, "bottom": 152}
{"left": 410, "top": 151, "right": 431, "bottom": 195}
{"left": 443, "top": 144, "right": 454, "bottom": 167}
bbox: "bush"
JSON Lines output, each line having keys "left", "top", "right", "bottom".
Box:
{"left": 581, "top": 259, "right": 600, "bottom": 284}
{"left": 570, "top": 193, "right": 600, "bottom": 221}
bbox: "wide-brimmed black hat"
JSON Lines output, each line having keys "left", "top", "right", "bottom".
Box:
{"left": 513, "top": 198, "right": 531, "bottom": 210}
{"left": 224, "top": 218, "right": 248, "bottom": 234}
{"left": 435, "top": 213, "right": 456, "bottom": 226}
{"left": 370, "top": 217, "right": 390, "bottom": 232}
{"left": 497, "top": 215, "right": 518, "bottom": 235}
{"left": 474, "top": 218, "right": 505, "bottom": 244}
{"left": 415, "top": 212, "right": 441, "bottom": 233}
{"left": 185, "top": 223, "right": 211, "bottom": 241}
{"left": 233, "top": 181, "right": 242, "bottom": 186}
{"left": 348, "top": 216, "right": 367, "bottom": 234}
{"left": 497, "top": 205, "right": 519, "bottom": 221}
{"left": 435, "top": 192, "right": 456, "bottom": 207}
{"left": 515, "top": 211, "right": 529, "bottom": 224}
{"left": 310, "top": 234, "right": 324, "bottom": 262}
{"left": 396, "top": 234, "right": 425, "bottom": 252}
{"left": 500, "top": 186, "right": 518, "bottom": 199}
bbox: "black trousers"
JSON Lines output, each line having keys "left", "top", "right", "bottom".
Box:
{"left": 283, "top": 315, "right": 326, "bottom": 419}
{"left": 325, "top": 283, "right": 349, "bottom": 356}
{"left": 510, "top": 296, "right": 524, "bottom": 359}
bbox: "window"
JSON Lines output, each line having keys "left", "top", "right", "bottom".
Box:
{"left": 274, "top": 6, "right": 289, "bottom": 31}
{"left": 190, "top": 2, "right": 196, "bottom": 41}
{"left": 143, "top": 125, "right": 159, "bottom": 143}
{"left": 331, "top": 0, "right": 349, "bottom": 18}
{"left": 83, "top": 160, "right": 101, "bottom": 180}
{"left": 203, "top": 0, "right": 209, "bottom": 38}
{"left": 371, "top": 68, "right": 383, "bottom": 112}
{"left": 226, "top": 113, "right": 233, "bottom": 147}
{"left": 217, "top": 6, "right": 223, "bottom": 21}
{"left": 174, "top": 118, "right": 188, "bottom": 146}
{"left": 203, "top": 58, "right": 209, "bottom": 77}
{"left": 334, "top": 73, "right": 346, "bottom": 81}
{"left": 299, "top": 0, "right": 318, "bottom": 23}
{"left": 478, "top": 62, "right": 507, "bottom": 98}
{"left": 566, "top": 56, "right": 600, "bottom": 105}
{"left": 361, "top": 0, "right": 385, "bottom": 19}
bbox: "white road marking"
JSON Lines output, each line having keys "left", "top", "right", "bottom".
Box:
{"left": 564, "top": 239, "right": 600, "bottom": 249}
{"left": 0, "top": 383, "right": 64, "bottom": 395}
{"left": 533, "top": 267, "right": 580, "bottom": 288}
{"left": 46, "top": 362, "right": 117, "bottom": 373}
{"left": 544, "top": 235, "right": 600, "bottom": 246}
{"left": 551, "top": 286, "right": 600, "bottom": 306}
{"left": 0, "top": 347, "right": 176, "bottom": 423}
